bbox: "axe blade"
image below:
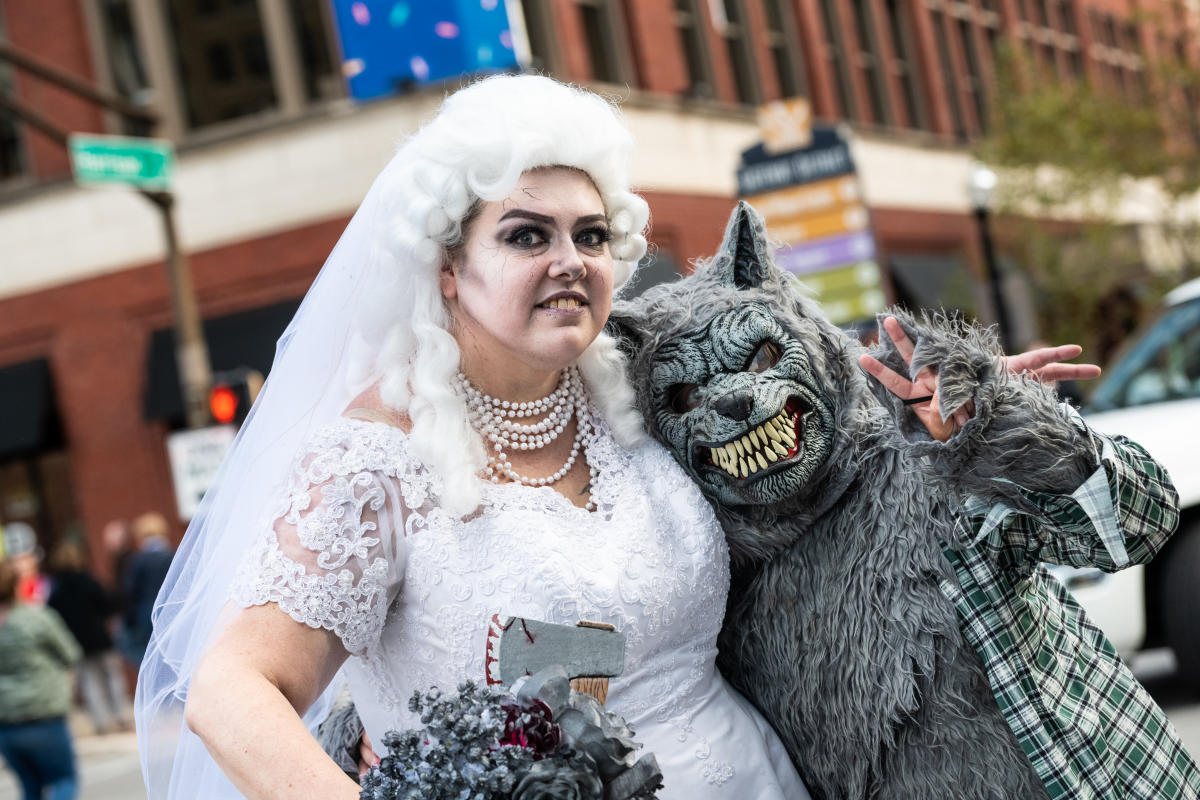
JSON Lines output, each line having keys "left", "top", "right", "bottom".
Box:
{"left": 485, "top": 614, "right": 625, "bottom": 687}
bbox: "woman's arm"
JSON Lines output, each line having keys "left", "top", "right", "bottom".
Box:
{"left": 185, "top": 604, "right": 361, "bottom": 800}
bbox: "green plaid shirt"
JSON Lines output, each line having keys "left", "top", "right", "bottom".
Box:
{"left": 942, "top": 409, "right": 1199, "bottom": 799}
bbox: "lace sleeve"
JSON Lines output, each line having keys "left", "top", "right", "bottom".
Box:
{"left": 230, "top": 421, "right": 416, "bottom": 656}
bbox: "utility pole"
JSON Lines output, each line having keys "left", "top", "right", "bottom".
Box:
{"left": 1, "top": 40, "right": 212, "bottom": 428}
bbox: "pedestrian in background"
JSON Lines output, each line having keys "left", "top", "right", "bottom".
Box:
{"left": 119, "top": 513, "right": 173, "bottom": 668}
{"left": 2, "top": 523, "right": 49, "bottom": 606}
{"left": 47, "top": 541, "right": 132, "bottom": 735}
{"left": 100, "top": 519, "right": 133, "bottom": 606}
{"left": 0, "top": 559, "right": 81, "bottom": 800}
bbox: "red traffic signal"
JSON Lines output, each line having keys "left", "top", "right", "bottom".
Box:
{"left": 209, "top": 384, "right": 239, "bottom": 425}
{"left": 207, "top": 368, "right": 263, "bottom": 427}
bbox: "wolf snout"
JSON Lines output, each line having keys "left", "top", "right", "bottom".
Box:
{"left": 714, "top": 390, "right": 755, "bottom": 421}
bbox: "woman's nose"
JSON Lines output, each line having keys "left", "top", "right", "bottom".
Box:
{"left": 548, "top": 240, "right": 587, "bottom": 281}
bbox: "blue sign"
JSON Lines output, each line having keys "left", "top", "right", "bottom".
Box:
{"left": 329, "top": 0, "right": 524, "bottom": 101}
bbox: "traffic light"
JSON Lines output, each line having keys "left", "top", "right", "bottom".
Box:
{"left": 208, "top": 367, "right": 263, "bottom": 427}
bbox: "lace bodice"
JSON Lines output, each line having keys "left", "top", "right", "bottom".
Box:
{"left": 231, "top": 416, "right": 809, "bottom": 798}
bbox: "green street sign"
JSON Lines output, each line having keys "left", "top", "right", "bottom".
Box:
{"left": 68, "top": 134, "right": 174, "bottom": 190}
{"left": 798, "top": 261, "right": 886, "bottom": 324}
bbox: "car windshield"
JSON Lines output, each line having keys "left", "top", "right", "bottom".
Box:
{"left": 1087, "top": 296, "right": 1200, "bottom": 411}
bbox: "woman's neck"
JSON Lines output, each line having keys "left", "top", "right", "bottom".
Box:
{"left": 457, "top": 358, "right": 566, "bottom": 403}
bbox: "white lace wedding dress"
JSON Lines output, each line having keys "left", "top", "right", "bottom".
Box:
{"left": 230, "top": 415, "right": 810, "bottom": 798}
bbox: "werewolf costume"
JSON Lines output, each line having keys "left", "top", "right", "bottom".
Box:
{"left": 607, "top": 203, "right": 1200, "bottom": 799}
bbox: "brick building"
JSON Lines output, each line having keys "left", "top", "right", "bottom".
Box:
{"left": 0, "top": 0, "right": 1186, "bottom": 571}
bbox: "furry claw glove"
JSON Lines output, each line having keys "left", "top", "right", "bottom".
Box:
{"left": 866, "top": 310, "right": 998, "bottom": 436}
{"left": 316, "top": 685, "right": 366, "bottom": 779}
{"left": 865, "top": 310, "right": 1096, "bottom": 508}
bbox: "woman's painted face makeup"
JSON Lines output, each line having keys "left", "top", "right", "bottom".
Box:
{"left": 441, "top": 167, "right": 615, "bottom": 394}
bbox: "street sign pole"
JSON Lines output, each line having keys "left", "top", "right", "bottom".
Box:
{"left": 146, "top": 191, "right": 212, "bottom": 429}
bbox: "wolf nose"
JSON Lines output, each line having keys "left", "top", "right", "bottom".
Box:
{"left": 713, "top": 391, "right": 754, "bottom": 421}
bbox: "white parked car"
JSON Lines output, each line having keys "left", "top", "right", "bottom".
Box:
{"left": 1062, "top": 277, "right": 1200, "bottom": 692}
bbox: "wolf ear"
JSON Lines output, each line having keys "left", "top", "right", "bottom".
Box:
{"left": 715, "top": 201, "right": 772, "bottom": 291}
{"left": 605, "top": 307, "right": 645, "bottom": 358}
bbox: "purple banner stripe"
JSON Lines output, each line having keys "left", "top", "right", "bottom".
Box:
{"left": 775, "top": 231, "right": 877, "bottom": 276}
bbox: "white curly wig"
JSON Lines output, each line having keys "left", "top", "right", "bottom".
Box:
{"left": 372, "top": 74, "right": 650, "bottom": 516}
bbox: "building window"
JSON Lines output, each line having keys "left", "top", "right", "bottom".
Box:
{"left": 290, "top": 0, "right": 340, "bottom": 102}
{"left": 519, "top": 0, "right": 559, "bottom": 73}
{"left": 851, "top": 0, "right": 891, "bottom": 125}
{"left": 0, "top": 11, "right": 24, "bottom": 179}
{"left": 674, "top": 0, "right": 714, "bottom": 98}
{"left": 1065, "top": 47, "right": 1083, "bottom": 79}
{"left": 99, "top": 0, "right": 153, "bottom": 119}
{"left": 762, "top": 0, "right": 808, "bottom": 99}
{"left": 957, "top": 18, "right": 987, "bottom": 131}
{"left": 0, "top": 66, "right": 24, "bottom": 179}
{"left": 886, "top": 0, "right": 929, "bottom": 130}
{"left": 818, "top": 0, "right": 857, "bottom": 119}
{"left": 719, "top": 0, "right": 760, "bottom": 103}
{"left": 1013, "top": 0, "right": 1079, "bottom": 83}
{"left": 1175, "top": 37, "right": 1200, "bottom": 149}
{"left": 1088, "top": 12, "right": 1143, "bottom": 100}
{"left": 574, "top": 0, "right": 634, "bottom": 85}
{"left": 1029, "top": 0, "right": 1048, "bottom": 29}
{"left": 930, "top": 9, "right": 966, "bottom": 140}
{"left": 163, "top": 0, "right": 279, "bottom": 128}
{"left": 1053, "top": 0, "right": 1077, "bottom": 36}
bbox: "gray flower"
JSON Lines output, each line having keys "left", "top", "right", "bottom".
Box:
{"left": 511, "top": 754, "right": 603, "bottom": 800}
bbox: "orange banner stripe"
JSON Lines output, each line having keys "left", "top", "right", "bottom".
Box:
{"left": 765, "top": 203, "right": 870, "bottom": 244}
{"left": 745, "top": 175, "right": 862, "bottom": 226}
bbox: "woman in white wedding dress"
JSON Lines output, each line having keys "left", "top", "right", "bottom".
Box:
{"left": 135, "top": 74, "right": 811, "bottom": 799}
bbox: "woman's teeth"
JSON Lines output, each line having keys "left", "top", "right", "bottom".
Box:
{"left": 542, "top": 297, "right": 582, "bottom": 310}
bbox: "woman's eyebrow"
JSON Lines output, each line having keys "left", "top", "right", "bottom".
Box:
{"left": 497, "top": 210, "right": 609, "bottom": 226}
{"left": 498, "top": 209, "right": 554, "bottom": 224}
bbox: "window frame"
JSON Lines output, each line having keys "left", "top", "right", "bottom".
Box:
{"left": 572, "top": 0, "right": 638, "bottom": 87}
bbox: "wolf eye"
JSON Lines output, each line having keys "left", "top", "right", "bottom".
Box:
{"left": 667, "top": 383, "right": 702, "bottom": 413}
{"left": 746, "top": 341, "right": 782, "bottom": 373}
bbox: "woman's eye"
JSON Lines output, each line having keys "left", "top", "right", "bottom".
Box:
{"left": 746, "top": 341, "right": 782, "bottom": 373}
{"left": 576, "top": 226, "right": 613, "bottom": 249}
{"left": 506, "top": 227, "right": 547, "bottom": 247}
{"left": 667, "top": 383, "right": 702, "bottom": 413}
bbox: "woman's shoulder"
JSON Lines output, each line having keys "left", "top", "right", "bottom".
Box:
{"left": 7, "top": 604, "right": 56, "bottom": 631}
{"left": 342, "top": 384, "right": 411, "bottom": 432}
{"left": 282, "top": 386, "right": 423, "bottom": 489}
{"left": 298, "top": 417, "right": 413, "bottom": 478}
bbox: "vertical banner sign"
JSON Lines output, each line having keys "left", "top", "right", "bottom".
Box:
{"left": 328, "top": 0, "right": 527, "bottom": 101}
{"left": 737, "top": 123, "right": 885, "bottom": 326}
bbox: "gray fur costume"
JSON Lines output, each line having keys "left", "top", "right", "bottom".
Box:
{"left": 606, "top": 203, "right": 1180, "bottom": 799}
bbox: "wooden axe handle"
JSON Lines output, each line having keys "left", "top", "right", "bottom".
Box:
{"left": 571, "top": 621, "right": 614, "bottom": 705}
{"left": 570, "top": 676, "right": 610, "bottom": 705}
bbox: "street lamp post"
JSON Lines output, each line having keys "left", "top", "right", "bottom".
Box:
{"left": 968, "top": 163, "right": 1014, "bottom": 353}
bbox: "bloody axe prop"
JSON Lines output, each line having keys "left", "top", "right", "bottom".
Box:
{"left": 485, "top": 614, "right": 626, "bottom": 705}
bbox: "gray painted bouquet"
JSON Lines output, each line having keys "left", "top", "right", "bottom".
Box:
{"left": 358, "top": 666, "right": 662, "bottom": 800}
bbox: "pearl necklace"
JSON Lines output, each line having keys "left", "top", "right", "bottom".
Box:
{"left": 458, "top": 366, "right": 598, "bottom": 510}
